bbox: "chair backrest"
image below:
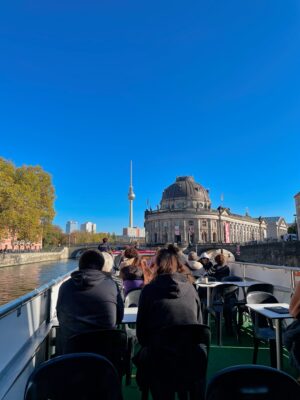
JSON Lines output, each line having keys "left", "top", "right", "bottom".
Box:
{"left": 221, "top": 275, "right": 243, "bottom": 282}
{"left": 247, "top": 283, "right": 274, "bottom": 295}
{"left": 212, "top": 284, "right": 239, "bottom": 305}
{"left": 65, "top": 329, "right": 128, "bottom": 377}
{"left": 124, "top": 288, "right": 142, "bottom": 307}
{"left": 246, "top": 291, "right": 278, "bottom": 329}
{"left": 149, "top": 324, "right": 211, "bottom": 385}
{"left": 246, "top": 291, "right": 278, "bottom": 305}
{"left": 206, "top": 364, "right": 300, "bottom": 400}
{"left": 24, "top": 353, "right": 122, "bottom": 400}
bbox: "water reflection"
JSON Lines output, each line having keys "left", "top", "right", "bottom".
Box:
{"left": 0, "top": 259, "right": 78, "bottom": 306}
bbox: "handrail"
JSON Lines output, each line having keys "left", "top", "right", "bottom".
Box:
{"left": 233, "top": 261, "right": 300, "bottom": 272}
{"left": 0, "top": 268, "right": 76, "bottom": 320}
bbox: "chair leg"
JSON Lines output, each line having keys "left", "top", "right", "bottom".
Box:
{"left": 216, "top": 311, "right": 222, "bottom": 346}
{"left": 125, "top": 337, "right": 133, "bottom": 385}
{"left": 253, "top": 338, "right": 259, "bottom": 364}
{"left": 269, "top": 339, "right": 277, "bottom": 368}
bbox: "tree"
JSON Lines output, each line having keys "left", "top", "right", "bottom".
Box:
{"left": 288, "top": 223, "right": 298, "bottom": 234}
{"left": 0, "top": 158, "right": 56, "bottom": 245}
{"left": 43, "top": 225, "right": 65, "bottom": 247}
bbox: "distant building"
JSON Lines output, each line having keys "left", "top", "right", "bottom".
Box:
{"left": 123, "top": 227, "right": 145, "bottom": 238}
{"left": 0, "top": 232, "right": 42, "bottom": 251}
{"left": 263, "top": 217, "right": 288, "bottom": 240}
{"left": 66, "top": 220, "right": 78, "bottom": 234}
{"left": 295, "top": 192, "right": 300, "bottom": 237}
{"left": 145, "top": 176, "right": 267, "bottom": 246}
{"left": 80, "top": 222, "right": 97, "bottom": 233}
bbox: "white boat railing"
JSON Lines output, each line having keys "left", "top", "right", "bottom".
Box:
{"left": 230, "top": 261, "right": 300, "bottom": 302}
{"left": 0, "top": 270, "right": 74, "bottom": 400}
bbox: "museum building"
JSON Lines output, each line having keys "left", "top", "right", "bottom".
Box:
{"left": 144, "top": 176, "right": 267, "bottom": 246}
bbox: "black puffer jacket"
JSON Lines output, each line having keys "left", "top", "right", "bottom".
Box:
{"left": 136, "top": 272, "right": 202, "bottom": 346}
{"left": 56, "top": 269, "right": 124, "bottom": 353}
{"left": 207, "top": 264, "right": 230, "bottom": 281}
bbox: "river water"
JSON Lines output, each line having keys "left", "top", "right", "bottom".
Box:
{"left": 0, "top": 259, "right": 78, "bottom": 306}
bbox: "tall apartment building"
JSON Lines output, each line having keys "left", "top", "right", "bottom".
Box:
{"left": 66, "top": 220, "right": 78, "bottom": 234}
{"left": 80, "top": 222, "right": 97, "bottom": 233}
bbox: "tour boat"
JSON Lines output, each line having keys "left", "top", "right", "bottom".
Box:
{"left": 0, "top": 255, "right": 299, "bottom": 399}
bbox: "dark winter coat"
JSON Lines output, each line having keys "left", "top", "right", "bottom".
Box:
{"left": 136, "top": 272, "right": 202, "bottom": 346}
{"left": 207, "top": 264, "right": 230, "bottom": 281}
{"left": 56, "top": 269, "right": 124, "bottom": 353}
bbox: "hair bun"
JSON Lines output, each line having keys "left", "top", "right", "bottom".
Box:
{"left": 167, "top": 244, "right": 179, "bottom": 255}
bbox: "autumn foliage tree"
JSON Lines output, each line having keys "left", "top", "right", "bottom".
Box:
{"left": 0, "top": 158, "right": 55, "bottom": 245}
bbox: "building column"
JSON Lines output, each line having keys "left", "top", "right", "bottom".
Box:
{"left": 181, "top": 219, "right": 187, "bottom": 244}
{"left": 197, "top": 219, "right": 201, "bottom": 243}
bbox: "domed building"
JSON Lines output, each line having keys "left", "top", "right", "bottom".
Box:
{"left": 144, "top": 176, "right": 267, "bottom": 245}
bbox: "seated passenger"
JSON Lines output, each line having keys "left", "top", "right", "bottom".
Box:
{"left": 136, "top": 244, "right": 202, "bottom": 347}
{"left": 199, "top": 252, "right": 213, "bottom": 272}
{"left": 140, "top": 257, "right": 154, "bottom": 285}
{"left": 187, "top": 251, "right": 206, "bottom": 278}
{"left": 134, "top": 245, "right": 202, "bottom": 396}
{"left": 56, "top": 249, "right": 124, "bottom": 354}
{"left": 284, "top": 282, "right": 300, "bottom": 377}
{"left": 102, "top": 251, "right": 123, "bottom": 295}
{"left": 119, "top": 247, "right": 144, "bottom": 296}
{"left": 207, "top": 253, "right": 230, "bottom": 281}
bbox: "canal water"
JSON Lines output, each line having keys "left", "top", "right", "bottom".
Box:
{"left": 0, "top": 259, "right": 78, "bottom": 306}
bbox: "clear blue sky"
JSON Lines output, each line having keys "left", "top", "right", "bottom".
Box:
{"left": 1, "top": 1, "right": 300, "bottom": 234}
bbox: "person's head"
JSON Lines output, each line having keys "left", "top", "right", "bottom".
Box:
{"left": 102, "top": 237, "right": 108, "bottom": 243}
{"left": 200, "top": 252, "right": 210, "bottom": 265}
{"left": 215, "top": 253, "right": 226, "bottom": 266}
{"left": 155, "top": 244, "right": 185, "bottom": 275}
{"left": 79, "top": 249, "right": 105, "bottom": 270}
{"left": 101, "top": 252, "right": 114, "bottom": 273}
{"left": 124, "top": 247, "right": 139, "bottom": 260}
{"left": 188, "top": 251, "right": 198, "bottom": 261}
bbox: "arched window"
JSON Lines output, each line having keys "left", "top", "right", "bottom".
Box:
{"left": 202, "top": 232, "right": 207, "bottom": 242}
{"left": 213, "top": 232, "right": 217, "bottom": 242}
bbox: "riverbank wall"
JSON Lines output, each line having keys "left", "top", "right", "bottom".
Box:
{"left": 0, "top": 247, "right": 70, "bottom": 268}
{"left": 237, "top": 241, "right": 300, "bottom": 267}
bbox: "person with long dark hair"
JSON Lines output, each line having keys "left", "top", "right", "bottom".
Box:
{"left": 136, "top": 244, "right": 202, "bottom": 346}
{"left": 119, "top": 247, "right": 144, "bottom": 296}
{"left": 134, "top": 245, "right": 203, "bottom": 399}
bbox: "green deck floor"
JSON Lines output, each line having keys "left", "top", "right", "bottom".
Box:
{"left": 122, "top": 319, "right": 299, "bottom": 399}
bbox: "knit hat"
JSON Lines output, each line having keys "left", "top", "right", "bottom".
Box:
{"left": 200, "top": 252, "right": 210, "bottom": 260}
{"left": 188, "top": 251, "right": 199, "bottom": 261}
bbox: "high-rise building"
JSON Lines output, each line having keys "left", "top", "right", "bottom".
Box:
{"left": 80, "top": 222, "right": 97, "bottom": 233}
{"left": 66, "top": 220, "right": 78, "bottom": 234}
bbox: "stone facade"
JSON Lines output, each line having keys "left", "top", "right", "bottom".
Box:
{"left": 145, "top": 176, "right": 267, "bottom": 246}
{"left": 263, "top": 217, "right": 288, "bottom": 240}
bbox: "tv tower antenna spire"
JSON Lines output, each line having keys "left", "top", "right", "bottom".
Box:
{"left": 128, "top": 160, "right": 135, "bottom": 228}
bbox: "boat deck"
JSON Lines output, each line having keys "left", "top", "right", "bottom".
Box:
{"left": 122, "top": 318, "right": 298, "bottom": 399}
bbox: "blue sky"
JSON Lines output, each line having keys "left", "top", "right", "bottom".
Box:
{"left": 1, "top": 1, "right": 300, "bottom": 234}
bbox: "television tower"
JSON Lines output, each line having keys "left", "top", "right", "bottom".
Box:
{"left": 128, "top": 160, "right": 135, "bottom": 228}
